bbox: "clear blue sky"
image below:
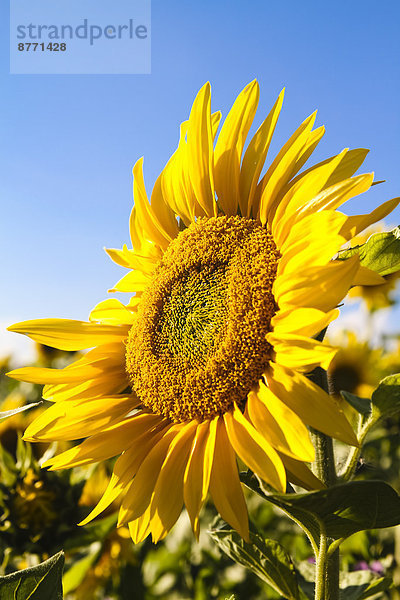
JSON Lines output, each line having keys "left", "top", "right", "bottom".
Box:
{"left": 1, "top": 0, "right": 400, "bottom": 358}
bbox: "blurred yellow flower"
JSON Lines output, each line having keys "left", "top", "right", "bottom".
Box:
{"left": 328, "top": 331, "right": 382, "bottom": 400}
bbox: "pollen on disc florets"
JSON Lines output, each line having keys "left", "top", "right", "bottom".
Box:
{"left": 125, "top": 215, "right": 280, "bottom": 422}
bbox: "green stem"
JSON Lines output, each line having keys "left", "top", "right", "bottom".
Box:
{"left": 340, "top": 414, "right": 372, "bottom": 481}
{"left": 314, "top": 531, "right": 328, "bottom": 600}
{"left": 310, "top": 367, "right": 340, "bottom": 600}
{"left": 311, "top": 429, "right": 336, "bottom": 487}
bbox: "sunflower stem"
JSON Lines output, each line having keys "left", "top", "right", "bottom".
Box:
{"left": 310, "top": 367, "right": 340, "bottom": 600}
{"left": 314, "top": 530, "right": 327, "bottom": 600}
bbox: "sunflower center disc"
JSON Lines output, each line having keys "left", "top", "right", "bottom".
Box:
{"left": 126, "top": 215, "right": 280, "bottom": 422}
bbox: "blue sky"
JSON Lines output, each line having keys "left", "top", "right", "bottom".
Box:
{"left": 1, "top": 0, "right": 400, "bottom": 361}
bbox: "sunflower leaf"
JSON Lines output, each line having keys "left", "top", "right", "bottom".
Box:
{"left": 337, "top": 226, "right": 400, "bottom": 276}
{"left": 369, "top": 373, "right": 400, "bottom": 422}
{"left": 242, "top": 474, "right": 400, "bottom": 542}
{"left": 340, "top": 391, "right": 372, "bottom": 416}
{"left": 209, "top": 520, "right": 303, "bottom": 600}
{"left": 0, "top": 551, "right": 64, "bottom": 600}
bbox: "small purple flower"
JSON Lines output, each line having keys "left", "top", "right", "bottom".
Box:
{"left": 353, "top": 560, "right": 384, "bottom": 575}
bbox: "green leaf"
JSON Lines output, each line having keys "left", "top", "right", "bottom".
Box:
{"left": 370, "top": 373, "right": 400, "bottom": 421}
{"left": 62, "top": 543, "right": 101, "bottom": 594}
{"left": 337, "top": 226, "right": 400, "bottom": 276}
{"left": 0, "top": 402, "right": 41, "bottom": 423}
{"left": 242, "top": 473, "right": 400, "bottom": 543}
{"left": 340, "top": 392, "right": 372, "bottom": 417}
{"left": 339, "top": 570, "right": 392, "bottom": 600}
{"left": 209, "top": 520, "right": 302, "bottom": 600}
{"left": 0, "top": 551, "right": 64, "bottom": 600}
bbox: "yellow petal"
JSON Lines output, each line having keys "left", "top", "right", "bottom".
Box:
{"left": 287, "top": 148, "right": 369, "bottom": 197}
{"left": 224, "top": 404, "right": 286, "bottom": 492}
{"left": 289, "top": 125, "right": 325, "bottom": 178}
{"left": 9, "top": 341, "right": 125, "bottom": 385}
{"left": 79, "top": 440, "right": 147, "bottom": 526}
{"left": 109, "top": 269, "right": 152, "bottom": 293}
{"left": 118, "top": 423, "right": 182, "bottom": 526}
{"left": 186, "top": 83, "right": 216, "bottom": 217}
{"left": 247, "top": 386, "right": 315, "bottom": 462}
{"left": 41, "top": 412, "right": 164, "bottom": 469}
{"left": 353, "top": 266, "right": 385, "bottom": 286}
{"left": 324, "top": 148, "right": 369, "bottom": 188}
{"left": 80, "top": 473, "right": 121, "bottom": 526}
{"left": 149, "top": 173, "right": 179, "bottom": 241}
{"left": 161, "top": 121, "right": 195, "bottom": 225}
{"left": 254, "top": 125, "right": 324, "bottom": 220}
{"left": 129, "top": 205, "right": 142, "bottom": 251}
{"left": 37, "top": 343, "right": 128, "bottom": 402}
{"left": 340, "top": 197, "right": 400, "bottom": 240}
{"left": 183, "top": 418, "right": 218, "bottom": 538}
{"left": 258, "top": 112, "right": 317, "bottom": 224}
{"left": 301, "top": 173, "right": 374, "bottom": 218}
{"left": 214, "top": 80, "right": 259, "bottom": 216}
{"left": 272, "top": 149, "right": 348, "bottom": 242}
{"left": 8, "top": 364, "right": 102, "bottom": 385}
{"left": 89, "top": 298, "right": 137, "bottom": 325}
{"left": 132, "top": 158, "right": 172, "bottom": 249}
{"left": 149, "top": 421, "right": 197, "bottom": 543}
{"left": 276, "top": 210, "right": 348, "bottom": 274}
{"left": 266, "top": 363, "right": 358, "bottom": 446}
{"left": 7, "top": 319, "right": 129, "bottom": 351}
{"left": 24, "top": 395, "right": 136, "bottom": 442}
{"left": 274, "top": 254, "right": 360, "bottom": 312}
{"left": 267, "top": 332, "right": 337, "bottom": 371}
{"left": 279, "top": 454, "right": 324, "bottom": 490}
{"left": 209, "top": 418, "right": 249, "bottom": 541}
{"left": 105, "top": 246, "right": 158, "bottom": 273}
{"left": 128, "top": 507, "right": 152, "bottom": 544}
{"left": 80, "top": 423, "right": 169, "bottom": 528}
{"left": 42, "top": 368, "right": 128, "bottom": 403}
{"left": 271, "top": 307, "right": 339, "bottom": 337}
{"left": 240, "top": 89, "right": 284, "bottom": 218}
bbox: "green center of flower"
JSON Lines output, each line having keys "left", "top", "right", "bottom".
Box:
{"left": 125, "top": 215, "right": 280, "bottom": 422}
{"left": 155, "top": 265, "right": 227, "bottom": 366}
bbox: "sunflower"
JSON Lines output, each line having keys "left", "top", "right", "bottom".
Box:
{"left": 327, "top": 331, "right": 382, "bottom": 400}
{"left": 7, "top": 81, "right": 400, "bottom": 544}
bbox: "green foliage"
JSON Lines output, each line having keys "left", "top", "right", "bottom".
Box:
{"left": 242, "top": 472, "right": 400, "bottom": 545}
{"left": 0, "top": 438, "right": 86, "bottom": 561}
{"left": 339, "top": 570, "right": 392, "bottom": 600}
{"left": 296, "top": 561, "right": 392, "bottom": 600}
{"left": 341, "top": 373, "right": 400, "bottom": 447}
{"left": 63, "top": 543, "right": 101, "bottom": 594}
{"left": 209, "top": 520, "right": 304, "bottom": 600}
{"left": 63, "top": 513, "right": 118, "bottom": 551}
{"left": 340, "top": 392, "right": 372, "bottom": 417}
{"left": 0, "top": 551, "right": 64, "bottom": 600}
{"left": 369, "top": 373, "right": 400, "bottom": 422}
{"left": 338, "top": 226, "right": 400, "bottom": 276}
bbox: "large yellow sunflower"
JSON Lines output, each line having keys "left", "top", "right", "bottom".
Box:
{"left": 7, "top": 81, "right": 399, "bottom": 544}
